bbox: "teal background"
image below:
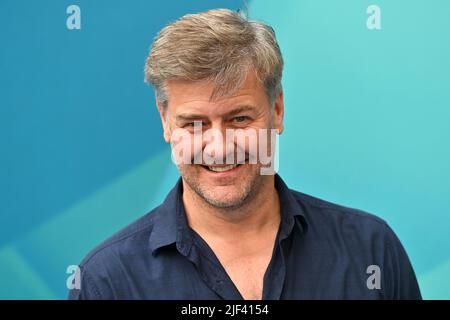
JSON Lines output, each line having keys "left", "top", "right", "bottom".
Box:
{"left": 0, "top": 0, "right": 449, "bottom": 299}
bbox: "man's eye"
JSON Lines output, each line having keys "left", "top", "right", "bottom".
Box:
{"left": 184, "top": 121, "right": 202, "bottom": 128}
{"left": 233, "top": 116, "right": 249, "bottom": 123}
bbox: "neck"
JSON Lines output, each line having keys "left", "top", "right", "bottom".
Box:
{"left": 182, "top": 176, "right": 281, "bottom": 241}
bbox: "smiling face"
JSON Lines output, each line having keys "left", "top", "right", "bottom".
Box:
{"left": 158, "top": 71, "right": 284, "bottom": 209}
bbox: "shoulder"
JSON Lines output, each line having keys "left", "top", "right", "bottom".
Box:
{"left": 68, "top": 206, "right": 165, "bottom": 299}
{"left": 77, "top": 205, "right": 163, "bottom": 272}
{"left": 289, "top": 189, "right": 421, "bottom": 299}
{"left": 291, "top": 189, "right": 390, "bottom": 232}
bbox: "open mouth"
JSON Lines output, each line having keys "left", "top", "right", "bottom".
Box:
{"left": 200, "top": 164, "right": 242, "bottom": 172}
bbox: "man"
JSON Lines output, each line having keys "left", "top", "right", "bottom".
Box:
{"left": 69, "top": 9, "right": 421, "bottom": 300}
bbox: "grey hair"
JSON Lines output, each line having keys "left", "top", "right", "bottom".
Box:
{"left": 144, "top": 8, "right": 283, "bottom": 108}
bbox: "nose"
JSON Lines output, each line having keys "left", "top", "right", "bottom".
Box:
{"left": 202, "top": 121, "right": 233, "bottom": 164}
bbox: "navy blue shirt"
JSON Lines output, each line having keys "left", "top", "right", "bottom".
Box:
{"left": 68, "top": 175, "right": 421, "bottom": 299}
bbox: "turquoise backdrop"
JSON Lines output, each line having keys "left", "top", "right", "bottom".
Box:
{"left": 1, "top": 0, "right": 449, "bottom": 299}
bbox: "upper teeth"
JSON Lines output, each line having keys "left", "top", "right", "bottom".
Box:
{"left": 207, "top": 164, "right": 238, "bottom": 172}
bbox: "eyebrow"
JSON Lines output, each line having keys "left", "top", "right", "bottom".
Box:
{"left": 175, "top": 105, "right": 257, "bottom": 122}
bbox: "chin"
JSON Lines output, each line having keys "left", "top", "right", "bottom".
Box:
{"left": 203, "top": 195, "right": 247, "bottom": 209}
{"left": 209, "top": 192, "right": 247, "bottom": 208}
{"left": 180, "top": 163, "right": 264, "bottom": 208}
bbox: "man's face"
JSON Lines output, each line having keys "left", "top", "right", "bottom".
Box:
{"left": 158, "top": 71, "right": 284, "bottom": 209}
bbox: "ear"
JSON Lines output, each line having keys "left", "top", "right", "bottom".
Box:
{"left": 273, "top": 90, "right": 284, "bottom": 134}
{"left": 156, "top": 100, "right": 171, "bottom": 143}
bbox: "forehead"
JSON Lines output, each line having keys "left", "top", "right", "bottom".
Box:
{"left": 165, "top": 72, "right": 269, "bottom": 117}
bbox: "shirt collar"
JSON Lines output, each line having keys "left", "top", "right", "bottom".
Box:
{"left": 274, "top": 174, "right": 308, "bottom": 239}
{"left": 148, "top": 174, "right": 308, "bottom": 255}
{"left": 148, "top": 178, "right": 192, "bottom": 255}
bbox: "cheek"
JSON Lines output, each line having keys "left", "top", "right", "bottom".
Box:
{"left": 233, "top": 127, "right": 271, "bottom": 161}
{"left": 170, "top": 130, "right": 204, "bottom": 164}
{"left": 178, "top": 164, "right": 200, "bottom": 178}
